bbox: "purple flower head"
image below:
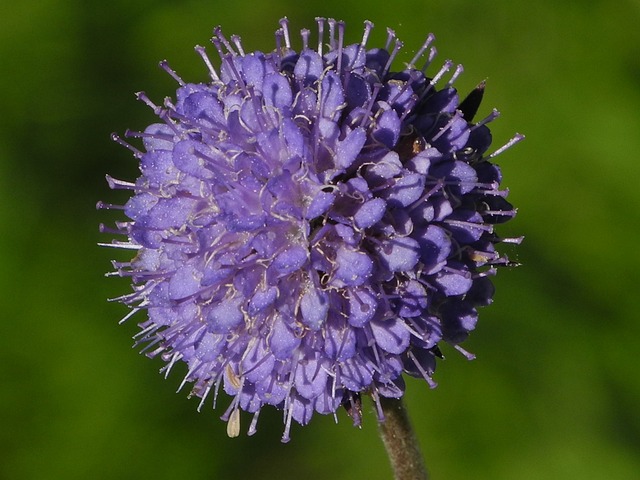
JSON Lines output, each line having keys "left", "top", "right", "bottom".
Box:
{"left": 101, "top": 18, "right": 522, "bottom": 442}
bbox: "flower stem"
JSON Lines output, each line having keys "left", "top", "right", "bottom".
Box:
{"left": 378, "top": 396, "right": 428, "bottom": 480}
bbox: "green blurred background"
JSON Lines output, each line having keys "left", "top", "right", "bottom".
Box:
{"left": 1, "top": 0, "right": 639, "bottom": 478}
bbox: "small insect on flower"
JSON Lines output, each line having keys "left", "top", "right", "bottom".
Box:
{"left": 100, "top": 18, "right": 522, "bottom": 442}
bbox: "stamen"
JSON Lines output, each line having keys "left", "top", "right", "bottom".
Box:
{"left": 389, "top": 69, "right": 420, "bottom": 105}
{"left": 160, "top": 352, "right": 182, "bottom": 379}
{"left": 104, "top": 268, "right": 133, "bottom": 278}
{"left": 327, "top": 18, "right": 337, "bottom": 50}
{"left": 248, "top": 410, "right": 261, "bottom": 436}
{"left": 190, "top": 145, "right": 234, "bottom": 172}
{"left": 315, "top": 17, "right": 325, "bottom": 56}
{"left": 149, "top": 346, "right": 169, "bottom": 359}
{"left": 408, "top": 33, "right": 435, "bottom": 68}
{"left": 196, "top": 381, "right": 214, "bottom": 411}
{"left": 336, "top": 20, "right": 345, "bottom": 73}
{"left": 230, "top": 35, "right": 245, "bottom": 56}
{"left": 361, "top": 20, "right": 374, "bottom": 47}
{"left": 444, "top": 218, "right": 493, "bottom": 234}
{"left": 221, "top": 52, "right": 247, "bottom": 92}
{"left": 407, "top": 350, "right": 438, "bottom": 388}
{"left": 132, "top": 322, "right": 159, "bottom": 340}
{"left": 167, "top": 325, "right": 206, "bottom": 354}
{"left": 369, "top": 389, "right": 385, "bottom": 422}
{"left": 421, "top": 46, "right": 438, "bottom": 73}
{"left": 212, "top": 378, "right": 222, "bottom": 409}
{"left": 474, "top": 266, "right": 498, "bottom": 277}
{"left": 99, "top": 223, "right": 125, "bottom": 235}
{"left": 500, "top": 235, "right": 524, "bottom": 244}
{"left": 226, "top": 363, "right": 242, "bottom": 390}
{"left": 114, "top": 220, "right": 131, "bottom": 230}
{"left": 300, "top": 28, "right": 310, "bottom": 50}
{"left": 357, "top": 83, "right": 382, "bottom": 128}
{"left": 157, "top": 110, "right": 181, "bottom": 136}
{"left": 279, "top": 18, "right": 291, "bottom": 49}
{"left": 95, "top": 201, "right": 125, "bottom": 211}
{"left": 107, "top": 289, "right": 143, "bottom": 304}
{"left": 430, "top": 59, "right": 454, "bottom": 87}
{"left": 176, "top": 360, "right": 203, "bottom": 392}
{"left": 359, "top": 82, "right": 382, "bottom": 128}
{"left": 118, "top": 307, "right": 140, "bottom": 325}
{"left": 345, "top": 391, "right": 363, "bottom": 426}
{"left": 281, "top": 402, "right": 294, "bottom": 443}
{"left": 134, "top": 91, "right": 161, "bottom": 114}
{"left": 383, "top": 38, "right": 404, "bottom": 76}
{"left": 482, "top": 208, "right": 517, "bottom": 218}
{"left": 446, "top": 64, "right": 464, "bottom": 87}
{"left": 226, "top": 408, "right": 241, "bottom": 438}
{"left": 162, "top": 96, "right": 176, "bottom": 111}
{"left": 471, "top": 108, "right": 500, "bottom": 130}
{"left": 431, "top": 111, "right": 462, "bottom": 142}
{"left": 194, "top": 45, "right": 220, "bottom": 82}
{"left": 136, "top": 335, "right": 162, "bottom": 355}
{"left": 213, "top": 26, "right": 236, "bottom": 55}
{"left": 385, "top": 27, "right": 396, "bottom": 50}
{"left": 124, "top": 128, "right": 172, "bottom": 142}
{"left": 209, "top": 36, "right": 226, "bottom": 62}
{"left": 273, "top": 28, "right": 284, "bottom": 69}
{"left": 454, "top": 344, "right": 476, "bottom": 360}
{"left": 488, "top": 133, "right": 525, "bottom": 158}
{"left": 105, "top": 175, "right": 136, "bottom": 190}
{"left": 158, "top": 60, "right": 184, "bottom": 85}
{"left": 111, "top": 132, "right": 142, "bottom": 157}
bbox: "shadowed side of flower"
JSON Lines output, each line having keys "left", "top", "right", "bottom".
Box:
{"left": 100, "top": 18, "right": 522, "bottom": 442}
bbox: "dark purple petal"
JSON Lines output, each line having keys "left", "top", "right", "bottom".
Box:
{"left": 294, "top": 354, "right": 329, "bottom": 400}
{"left": 370, "top": 317, "right": 410, "bottom": 355}
{"left": 206, "top": 297, "right": 244, "bottom": 333}
{"left": 168, "top": 264, "right": 201, "bottom": 300}
{"left": 319, "top": 71, "right": 345, "bottom": 121}
{"left": 383, "top": 173, "right": 426, "bottom": 207}
{"left": 291, "top": 395, "right": 314, "bottom": 425}
{"left": 140, "top": 150, "right": 177, "bottom": 184}
{"left": 441, "top": 302, "right": 478, "bottom": 343}
{"left": 268, "top": 313, "right": 301, "bottom": 360}
{"left": 334, "top": 247, "right": 373, "bottom": 286}
{"left": 263, "top": 72, "right": 293, "bottom": 110}
{"left": 354, "top": 198, "right": 386, "bottom": 229}
{"left": 339, "top": 356, "right": 374, "bottom": 392}
{"left": 248, "top": 286, "right": 278, "bottom": 315}
{"left": 305, "top": 191, "right": 335, "bottom": 219}
{"left": 300, "top": 282, "right": 329, "bottom": 330}
{"left": 378, "top": 236, "right": 420, "bottom": 272}
{"left": 324, "top": 315, "right": 357, "bottom": 361}
{"left": 417, "top": 225, "right": 451, "bottom": 274}
{"left": 335, "top": 127, "right": 366, "bottom": 170}
{"left": 242, "top": 338, "right": 276, "bottom": 384}
{"left": 347, "top": 287, "right": 378, "bottom": 327}
{"left": 434, "top": 267, "right": 473, "bottom": 297}
{"left": 272, "top": 246, "right": 308, "bottom": 275}
{"left": 294, "top": 50, "right": 324, "bottom": 85}
{"left": 372, "top": 108, "right": 401, "bottom": 148}
{"left": 398, "top": 280, "right": 429, "bottom": 317}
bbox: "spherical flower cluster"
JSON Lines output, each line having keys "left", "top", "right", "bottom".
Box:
{"left": 102, "top": 18, "right": 521, "bottom": 441}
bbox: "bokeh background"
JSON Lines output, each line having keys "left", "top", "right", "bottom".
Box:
{"left": 1, "top": 0, "right": 639, "bottom": 479}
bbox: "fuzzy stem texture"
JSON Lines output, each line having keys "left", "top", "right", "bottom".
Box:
{"left": 378, "top": 397, "right": 428, "bottom": 480}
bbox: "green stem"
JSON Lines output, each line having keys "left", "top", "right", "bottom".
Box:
{"left": 378, "top": 396, "right": 428, "bottom": 480}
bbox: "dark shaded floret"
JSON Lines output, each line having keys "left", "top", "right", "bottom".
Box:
{"left": 101, "top": 18, "right": 521, "bottom": 441}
